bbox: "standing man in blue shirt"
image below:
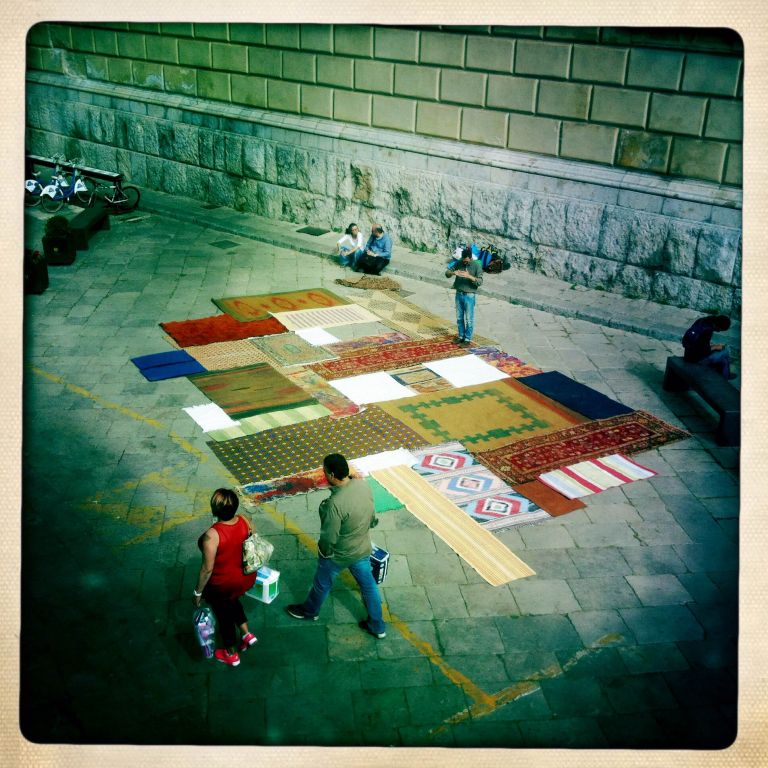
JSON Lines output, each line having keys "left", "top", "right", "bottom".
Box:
{"left": 355, "top": 224, "right": 392, "bottom": 275}
{"left": 446, "top": 247, "right": 483, "bottom": 345}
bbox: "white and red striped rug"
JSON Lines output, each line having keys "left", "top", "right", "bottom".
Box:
{"left": 537, "top": 454, "right": 657, "bottom": 499}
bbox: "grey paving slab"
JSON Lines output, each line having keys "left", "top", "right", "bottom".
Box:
{"left": 619, "top": 606, "right": 705, "bottom": 645}
{"left": 567, "top": 575, "right": 642, "bottom": 611}
{"left": 540, "top": 675, "right": 615, "bottom": 718}
{"left": 569, "top": 609, "right": 636, "bottom": 648}
{"left": 509, "top": 578, "right": 580, "bottom": 615}
{"left": 625, "top": 573, "right": 694, "bottom": 605}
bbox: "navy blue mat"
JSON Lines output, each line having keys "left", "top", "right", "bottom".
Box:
{"left": 131, "top": 350, "right": 206, "bottom": 381}
{"left": 518, "top": 371, "right": 634, "bottom": 420}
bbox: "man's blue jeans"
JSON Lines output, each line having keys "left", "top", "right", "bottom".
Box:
{"left": 302, "top": 553, "right": 386, "bottom": 634}
{"left": 455, "top": 291, "right": 476, "bottom": 342}
{"left": 700, "top": 347, "right": 731, "bottom": 379}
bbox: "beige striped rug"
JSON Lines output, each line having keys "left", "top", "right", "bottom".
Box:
{"left": 371, "top": 465, "right": 535, "bottom": 585}
{"left": 183, "top": 339, "right": 271, "bottom": 370}
{"left": 271, "top": 304, "right": 382, "bottom": 330}
{"left": 206, "top": 403, "right": 333, "bottom": 442}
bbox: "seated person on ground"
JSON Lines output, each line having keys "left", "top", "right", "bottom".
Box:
{"left": 681, "top": 314, "right": 736, "bottom": 380}
{"left": 336, "top": 223, "right": 365, "bottom": 268}
{"left": 355, "top": 224, "right": 392, "bottom": 275}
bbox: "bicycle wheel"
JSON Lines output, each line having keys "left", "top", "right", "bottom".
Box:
{"left": 24, "top": 185, "right": 42, "bottom": 207}
{"left": 75, "top": 176, "right": 96, "bottom": 205}
{"left": 112, "top": 185, "right": 140, "bottom": 213}
{"left": 40, "top": 192, "right": 64, "bottom": 213}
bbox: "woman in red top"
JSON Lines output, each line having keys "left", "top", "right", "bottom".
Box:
{"left": 193, "top": 489, "right": 258, "bottom": 666}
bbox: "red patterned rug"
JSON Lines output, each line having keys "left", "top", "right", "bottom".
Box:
{"left": 470, "top": 347, "right": 544, "bottom": 378}
{"left": 160, "top": 315, "right": 287, "bottom": 347}
{"left": 476, "top": 411, "right": 690, "bottom": 484}
{"left": 309, "top": 336, "right": 467, "bottom": 380}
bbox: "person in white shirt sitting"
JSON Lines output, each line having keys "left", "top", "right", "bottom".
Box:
{"left": 336, "top": 223, "right": 365, "bottom": 268}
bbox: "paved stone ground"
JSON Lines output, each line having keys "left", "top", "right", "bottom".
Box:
{"left": 21, "top": 194, "right": 738, "bottom": 748}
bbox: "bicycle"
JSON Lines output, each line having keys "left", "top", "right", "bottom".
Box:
{"left": 25, "top": 153, "right": 66, "bottom": 207}
{"left": 40, "top": 158, "right": 91, "bottom": 213}
{"left": 78, "top": 176, "right": 140, "bottom": 213}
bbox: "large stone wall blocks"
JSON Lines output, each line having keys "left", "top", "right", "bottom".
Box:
{"left": 85, "top": 57, "right": 109, "bottom": 82}
{"left": 534, "top": 245, "right": 575, "bottom": 282}
{"left": 531, "top": 198, "right": 568, "bottom": 249}
{"left": 724, "top": 144, "right": 742, "bottom": 186}
{"left": 617, "top": 189, "right": 663, "bottom": 214}
{"left": 616, "top": 130, "right": 671, "bottom": 174}
{"left": 249, "top": 48, "right": 282, "bottom": 78}
{"left": 561, "top": 123, "right": 618, "bottom": 164}
{"left": 300, "top": 24, "right": 333, "bottom": 53}
{"left": 317, "top": 55, "right": 354, "bottom": 88}
{"left": 375, "top": 27, "right": 419, "bottom": 62}
{"left": 27, "top": 24, "right": 52, "bottom": 47}
{"left": 572, "top": 45, "right": 628, "bottom": 85}
{"left": 266, "top": 25, "right": 300, "bottom": 49}
{"left": 461, "top": 108, "right": 508, "bottom": 148}
{"left": 617, "top": 264, "right": 653, "bottom": 298}
{"left": 225, "top": 135, "right": 243, "bottom": 176}
{"left": 117, "top": 32, "right": 146, "bottom": 59}
{"left": 590, "top": 87, "right": 648, "bottom": 128}
{"left": 334, "top": 91, "right": 372, "bottom": 126}
{"left": 537, "top": 81, "right": 591, "bottom": 120}
{"left": 300, "top": 84, "right": 333, "bottom": 118}
{"left": 146, "top": 35, "right": 178, "bottom": 64}
{"left": 356, "top": 60, "right": 394, "bottom": 94}
{"left": 420, "top": 31, "right": 466, "bottom": 67}
{"left": 161, "top": 23, "right": 194, "bottom": 38}
{"left": 507, "top": 113, "right": 560, "bottom": 155}
{"left": 682, "top": 53, "right": 741, "bottom": 97}
{"left": 565, "top": 200, "right": 603, "bottom": 254}
{"left": 669, "top": 137, "right": 726, "bottom": 182}
{"left": 133, "top": 61, "right": 164, "bottom": 91}
{"left": 470, "top": 184, "right": 508, "bottom": 234}
{"left": 694, "top": 226, "right": 739, "bottom": 284}
{"left": 93, "top": 30, "right": 118, "bottom": 57}
{"left": 243, "top": 140, "right": 266, "bottom": 179}
{"left": 439, "top": 177, "right": 472, "bottom": 227}
{"left": 597, "top": 209, "right": 631, "bottom": 261}
{"left": 627, "top": 48, "right": 683, "bottom": 91}
{"left": 283, "top": 51, "right": 317, "bottom": 83}
{"left": 649, "top": 94, "right": 707, "bottom": 136}
{"left": 334, "top": 26, "right": 373, "bottom": 58}
{"left": 229, "top": 24, "right": 266, "bottom": 46}
{"left": 515, "top": 40, "right": 571, "bottom": 79}
{"left": 705, "top": 99, "right": 742, "bottom": 142}
{"left": 504, "top": 192, "right": 535, "bottom": 239}
{"left": 710, "top": 204, "right": 741, "bottom": 230}
{"left": 398, "top": 215, "right": 445, "bottom": 252}
{"left": 440, "top": 70, "right": 487, "bottom": 106}
{"left": 212, "top": 43, "right": 248, "bottom": 73}
{"left": 487, "top": 74, "right": 537, "bottom": 112}
{"left": 70, "top": 27, "right": 94, "bottom": 53}
{"left": 394, "top": 64, "right": 439, "bottom": 100}
{"left": 165, "top": 66, "right": 197, "bottom": 97}
{"left": 660, "top": 197, "right": 713, "bottom": 224}
{"left": 193, "top": 24, "right": 228, "bottom": 42}
{"left": 198, "top": 71, "right": 230, "bottom": 102}
{"left": 372, "top": 95, "right": 416, "bottom": 132}
{"left": 662, "top": 221, "right": 700, "bottom": 276}
{"left": 179, "top": 39, "right": 211, "bottom": 69}
{"left": 267, "top": 80, "right": 300, "bottom": 113}
{"left": 625, "top": 212, "right": 669, "bottom": 268}
{"left": 416, "top": 102, "right": 461, "bottom": 140}
{"left": 231, "top": 74, "right": 267, "bottom": 108}
{"left": 466, "top": 36, "right": 514, "bottom": 73}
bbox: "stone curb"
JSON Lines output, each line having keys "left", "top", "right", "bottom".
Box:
{"left": 139, "top": 188, "right": 741, "bottom": 351}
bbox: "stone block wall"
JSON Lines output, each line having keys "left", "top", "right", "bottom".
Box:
{"left": 27, "top": 23, "right": 743, "bottom": 185}
{"left": 25, "top": 24, "right": 742, "bottom": 315}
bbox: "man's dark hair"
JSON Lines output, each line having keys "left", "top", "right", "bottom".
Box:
{"left": 323, "top": 453, "right": 349, "bottom": 480}
{"left": 461, "top": 247, "right": 472, "bottom": 260}
{"left": 373, "top": 226, "right": 384, "bottom": 235}
{"left": 713, "top": 315, "right": 731, "bottom": 331}
{"left": 210, "top": 488, "right": 239, "bottom": 520}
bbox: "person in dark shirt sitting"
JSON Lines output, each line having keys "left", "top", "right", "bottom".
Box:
{"left": 681, "top": 314, "right": 736, "bottom": 380}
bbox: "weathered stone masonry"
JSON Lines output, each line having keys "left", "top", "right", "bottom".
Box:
{"left": 26, "top": 24, "right": 742, "bottom": 314}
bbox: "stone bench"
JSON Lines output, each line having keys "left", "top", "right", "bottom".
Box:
{"left": 70, "top": 204, "right": 110, "bottom": 251}
{"left": 663, "top": 356, "right": 740, "bottom": 446}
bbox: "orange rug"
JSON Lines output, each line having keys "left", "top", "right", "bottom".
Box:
{"left": 213, "top": 288, "right": 350, "bottom": 321}
{"left": 160, "top": 315, "right": 287, "bottom": 347}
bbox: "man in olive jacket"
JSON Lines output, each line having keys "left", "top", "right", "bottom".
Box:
{"left": 285, "top": 453, "right": 386, "bottom": 638}
{"left": 446, "top": 246, "right": 483, "bottom": 345}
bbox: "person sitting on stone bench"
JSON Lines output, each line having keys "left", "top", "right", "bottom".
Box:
{"left": 681, "top": 314, "right": 736, "bottom": 380}
{"left": 355, "top": 224, "right": 392, "bottom": 275}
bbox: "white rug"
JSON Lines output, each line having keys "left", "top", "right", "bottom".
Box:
{"left": 329, "top": 371, "right": 417, "bottom": 405}
{"left": 423, "top": 354, "right": 510, "bottom": 387}
{"left": 183, "top": 403, "right": 241, "bottom": 432}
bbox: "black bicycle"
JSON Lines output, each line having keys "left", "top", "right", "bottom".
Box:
{"left": 78, "top": 176, "right": 140, "bottom": 213}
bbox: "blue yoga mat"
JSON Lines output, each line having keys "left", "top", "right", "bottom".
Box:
{"left": 518, "top": 371, "right": 634, "bottom": 420}
{"left": 130, "top": 350, "right": 206, "bottom": 381}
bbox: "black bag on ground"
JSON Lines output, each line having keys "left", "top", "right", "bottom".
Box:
{"left": 24, "top": 249, "right": 49, "bottom": 294}
{"left": 357, "top": 254, "right": 388, "bottom": 275}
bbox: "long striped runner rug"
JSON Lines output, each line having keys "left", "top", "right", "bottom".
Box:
{"left": 371, "top": 465, "right": 535, "bottom": 585}
{"left": 538, "top": 454, "right": 657, "bottom": 499}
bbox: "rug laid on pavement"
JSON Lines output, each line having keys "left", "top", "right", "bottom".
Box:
{"left": 188, "top": 363, "right": 317, "bottom": 419}
{"left": 205, "top": 403, "right": 333, "bottom": 442}
{"left": 328, "top": 372, "right": 417, "bottom": 405}
{"left": 272, "top": 304, "right": 382, "bottom": 331}
{"left": 354, "top": 290, "right": 461, "bottom": 340}
{"left": 411, "top": 442, "right": 550, "bottom": 529}
{"left": 282, "top": 367, "right": 361, "bottom": 419}
{"left": 423, "top": 354, "right": 510, "bottom": 387}
{"left": 326, "top": 331, "right": 411, "bottom": 355}
{"left": 334, "top": 275, "right": 402, "bottom": 291}
{"left": 511, "top": 480, "right": 587, "bottom": 517}
{"left": 390, "top": 364, "right": 453, "bottom": 393}
{"left": 371, "top": 465, "right": 535, "bottom": 585}
{"left": 309, "top": 336, "right": 467, "bottom": 380}
{"left": 160, "top": 314, "right": 287, "bottom": 347}
{"left": 212, "top": 288, "right": 350, "bottom": 322}
{"left": 470, "top": 347, "right": 544, "bottom": 378}
{"left": 538, "top": 453, "right": 657, "bottom": 498}
{"left": 476, "top": 410, "right": 690, "bottom": 484}
{"left": 131, "top": 350, "right": 206, "bottom": 381}
{"left": 209, "top": 406, "right": 430, "bottom": 484}
{"left": 251, "top": 332, "right": 337, "bottom": 367}
{"left": 517, "top": 371, "right": 634, "bottom": 420}
{"left": 184, "top": 340, "right": 271, "bottom": 371}
{"left": 377, "top": 378, "right": 586, "bottom": 452}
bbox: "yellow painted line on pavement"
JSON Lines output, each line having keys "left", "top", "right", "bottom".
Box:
{"left": 29, "top": 365, "right": 208, "bottom": 461}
